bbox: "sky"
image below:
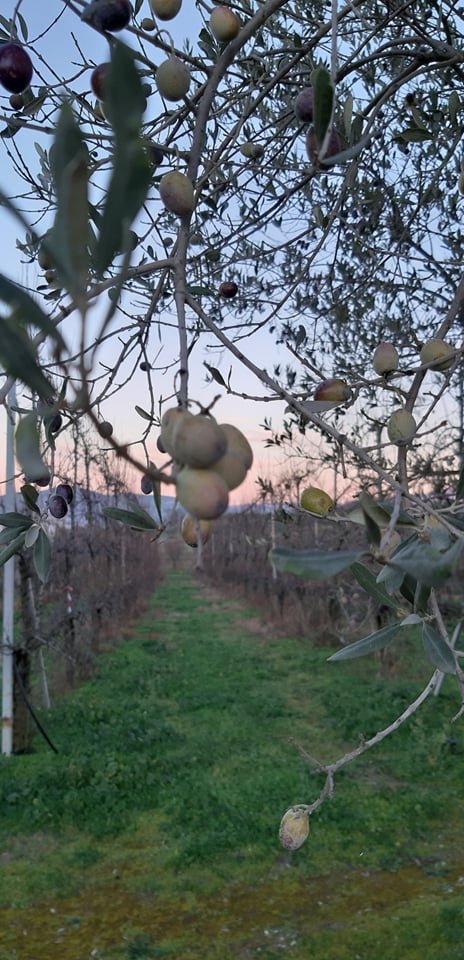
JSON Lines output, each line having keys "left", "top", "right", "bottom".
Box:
{"left": 0, "top": 1, "right": 304, "bottom": 504}
{"left": 1, "top": 3, "right": 456, "bottom": 511}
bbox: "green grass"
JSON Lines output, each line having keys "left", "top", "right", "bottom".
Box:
{"left": 0, "top": 569, "right": 463, "bottom": 959}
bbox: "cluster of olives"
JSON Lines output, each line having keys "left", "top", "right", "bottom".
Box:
{"left": 300, "top": 336, "right": 455, "bottom": 450}
{"left": 26, "top": 472, "right": 74, "bottom": 520}
{"left": 293, "top": 336, "right": 456, "bottom": 517}
{"left": 155, "top": 407, "right": 253, "bottom": 541}
{"left": 85, "top": 1, "right": 242, "bottom": 215}
{"left": 2, "top": 1, "right": 135, "bottom": 107}
{"left": 373, "top": 337, "right": 455, "bottom": 446}
{"left": 140, "top": 468, "right": 212, "bottom": 549}
{"left": 48, "top": 483, "right": 74, "bottom": 520}
{"left": 373, "top": 337, "right": 455, "bottom": 377}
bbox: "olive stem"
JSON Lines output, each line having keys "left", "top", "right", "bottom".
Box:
{"left": 297, "top": 669, "right": 442, "bottom": 817}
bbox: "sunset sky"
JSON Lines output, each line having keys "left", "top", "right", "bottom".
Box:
{"left": 1, "top": 3, "right": 455, "bottom": 510}
{"left": 0, "top": 2, "right": 298, "bottom": 502}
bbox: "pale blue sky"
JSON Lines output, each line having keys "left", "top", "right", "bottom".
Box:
{"left": 2, "top": 2, "right": 454, "bottom": 505}
{"left": 0, "top": 1, "right": 292, "bottom": 498}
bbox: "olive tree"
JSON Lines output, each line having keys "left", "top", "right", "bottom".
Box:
{"left": 0, "top": 0, "right": 464, "bottom": 842}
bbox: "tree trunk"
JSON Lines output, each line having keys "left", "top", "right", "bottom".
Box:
{"left": 14, "top": 553, "right": 38, "bottom": 753}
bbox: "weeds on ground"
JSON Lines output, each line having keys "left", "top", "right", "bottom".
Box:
{"left": 0, "top": 571, "right": 463, "bottom": 959}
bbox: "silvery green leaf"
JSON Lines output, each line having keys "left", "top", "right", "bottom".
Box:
{"left": 328, "top": 622, "right": 401, "bottom": 661}
{"left": 271, "top": 547, "right": 361, "bottom": 579}
{"left": 350, "top": 561, "right": 398, "bottom": 609}
{"left": 376, "top": 564, "right": 404, "bottom": 594}
{"left": 0, "top": 512, "right": 33, "bottom": 529}
{"left": 0, "top": 532, "right": 26, "bottom": 566}
{"left": 423, "top": 623, "right": 457, "bottom": 674}
{"left": 25, "top": 524, "right": 40, "bottom": 548}
{"left": 33, "top": 528, "right": 51, "bottom": 582}
{"left": 343, "top": 93, "right": 353, "bottom": 138}
{"left": 15, "top": 414, "right": 48, "bottom": 479}
{"left": 103, "top": 506, "right": 158, "bottom": 531}
{"left": 389, "top": 539, "right": 464, "bottom": 588}
{"left": 311, "top": 67, "right": 334, "bottom": 148}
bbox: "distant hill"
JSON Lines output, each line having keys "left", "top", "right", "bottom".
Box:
{"left": 0, "top": 488, "right": 179, "bottom": 528}
{"left": 0, "top": 486, "right": 252, "bottom": 528}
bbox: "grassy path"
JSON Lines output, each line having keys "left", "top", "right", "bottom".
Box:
{"left": 0, "top": 570, "right": 463, "bottom": 959}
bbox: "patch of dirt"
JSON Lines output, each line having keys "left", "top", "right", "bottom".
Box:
{"left": 0, "top": 831, "right": 59, "bottom": 863}
{"left": 191, "top": 579, "right": 284, "bottom": 638}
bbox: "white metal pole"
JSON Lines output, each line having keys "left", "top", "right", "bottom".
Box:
{"left": 2, "top": 385, "right": 16, "bottom": 755}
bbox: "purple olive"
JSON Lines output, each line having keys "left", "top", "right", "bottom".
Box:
{"left": 219, "top": 281, "right": 238, "bottom": 299}
{"left": 156, "top": 435, "right": 166, "bottom": 454}
{"left": 27, "top": 473, "right": 51, "bottom": 488}
{"left": 90, "top": 62, "right": 110, "bottom": 100}
{"left": 98, "top": 420, "right": 114, "bottom": 438}
{"left": 82, "top": 0, "right": 132, "bottom": 33}
{"left": 306, "top": 127, "right": 342, "bottom": 164}
{"left": 140, "top": 474, "right": 153, "bottom": 495}
{"left": 0, "top": 44, "right": 33, "bottom": 94}
{"left": 48, "top": 495, "right": 68, "bottom": 519}
{"left": 9, "top": 92, "right": 25, "bottom": 110}
{"left": 56, "top": 483, "right": 74, "bottom": 504}
{"left": 48, "top": 414, "right": 63, "bottom": 434}
{"left": 294, "top": 87, "right": 314, "bottom": 123}
{"left": 147, "top": 143, "right": 164, "bottom": 167}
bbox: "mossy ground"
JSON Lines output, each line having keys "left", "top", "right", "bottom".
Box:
{"left": 0, "top": 570, "right": 463, "bottom": 959}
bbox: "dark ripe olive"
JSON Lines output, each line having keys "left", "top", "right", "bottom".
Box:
{"left": 48, "top": 495, "right": 68, "bottom": 519}
{"left": 219, "top": 281, "right": 238, "bottom": 299}
{"left": 47, "top": 414, "right": 62, "bottom": 434}
{"left": 90, "top": 62, "right": 110, "bottom": 100}
{"left": 56, "top": 483, "right": 74, "bottom": 504}
{"left": 98, "top": 420, "right": 114, "bottom": 439}
{"left": 140, "top": 474, "right": 153, "bottom": 495}
{"left": 27, "top": 473, "right": 51, "bottom": 488}
{"left": 306, "top": 127, "right": 341, "bottom": 164}
{"left": 0, "top": 44, "right": 33, "bottom": 94}
{"left": 82, "top": 0, "right": 132, "bottom": 33}
{"left": 294, "top": 87, "right": 314, "bottom": 123}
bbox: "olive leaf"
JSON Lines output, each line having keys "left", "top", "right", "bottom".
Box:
{"left": 0, "top": 532, "right": 27, "bottom": 567}
{"left": 350, "top": 561, "right": 398, "bottom": 609}
{"left": 328, "top": 622, "right": 402, "bottom": 661}
{"left": 0, "top": 314, "right": 55, "bottom": 400}
{"left": 93, "top": 42, "right": 152, "bottom": 277}
{"left": 33, "top": 529, "right": 51, "bottom": 582}
{"left": 103, "top": 506, "right": 158, "bottom": 531}
{"left": 49, "top": 102, "right": 89, "bottom": 304}
{"left": 271, "top": 547, "right": 361, "bottom": 579}
{"left": 311, "top": 66, "right": 334, "bottom": 148}
{"left": 0, "top": 511, "right": 33, "bottom": 529}
{"left": 388, "top": 539, "right": 464, "bottom": 588}
{"left": 15, "top": 414, "right": 48, "bottom": 480}
{"left": 422, "top": 624, "right": 457, "bottom": 675}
